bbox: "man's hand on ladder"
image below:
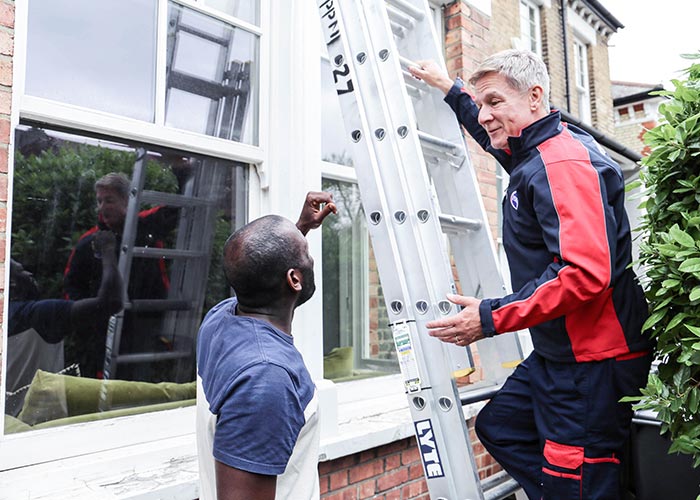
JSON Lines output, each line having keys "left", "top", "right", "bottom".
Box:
{"left": 407, "top": 59, "right": 455, "bottom": 95}
{"left": 296, "top": 191, "right": 338, "bottom": 236}
{"left": 426, "top": 294, "right": 485, "bottom": 347}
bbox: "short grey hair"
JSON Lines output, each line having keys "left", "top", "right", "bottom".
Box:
{"left": 469, "top": 49, "right": 550, "bottom": 111}
{"left": 95, "top": 173, "right": 130, "bottom": 199}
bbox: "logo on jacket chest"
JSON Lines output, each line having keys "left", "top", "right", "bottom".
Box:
{"left": 509, "top": 190, "right": 519, "bottom": 210}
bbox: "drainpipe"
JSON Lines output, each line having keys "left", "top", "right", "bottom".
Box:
{"left": 560, "top": 0, "right": 571, "bottom": 111}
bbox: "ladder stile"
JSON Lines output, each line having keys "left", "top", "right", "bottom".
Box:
{"left": 318, "top": 0, "right": 526, "bottom": 497}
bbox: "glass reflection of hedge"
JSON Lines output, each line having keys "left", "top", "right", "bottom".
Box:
{"left": 11, "top": 128, "right": 178, "bottom": 300}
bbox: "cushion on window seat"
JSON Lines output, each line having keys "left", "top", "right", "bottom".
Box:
{"left": 17, "top": 370, "right": 196, "bottom": 426}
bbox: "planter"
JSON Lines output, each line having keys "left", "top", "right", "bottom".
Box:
{"left": 629, "top": 410, "right": 700, "bottom": 500}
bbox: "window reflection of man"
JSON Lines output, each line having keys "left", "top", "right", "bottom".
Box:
{"left": 64, "top": 172, "right": 180, "bottom": 381}
{"left": 7, "top": 231, "right": 123, "bottom": 415}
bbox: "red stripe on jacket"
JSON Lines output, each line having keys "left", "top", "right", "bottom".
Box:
{"left": 491, "top": 129, "right": 628, "bottom": 361}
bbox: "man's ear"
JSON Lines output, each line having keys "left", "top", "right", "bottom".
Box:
{"left": 529, "top": 85, "right": 544, "bottom": 111}
{"left": 286, "top": 268, "right": 303, "bottom": 292}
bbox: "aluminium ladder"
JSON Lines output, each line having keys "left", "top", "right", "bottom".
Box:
{"left": 318, "top": 1, "right": 526, "bottom": 498}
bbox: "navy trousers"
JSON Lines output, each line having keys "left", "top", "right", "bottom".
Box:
{"left": 475, "top": 351, "right": 652, "bottom": 500}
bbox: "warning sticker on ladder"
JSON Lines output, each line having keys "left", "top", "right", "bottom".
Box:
{"left": 391, "top": 322, "right": 421, "bottom": 393}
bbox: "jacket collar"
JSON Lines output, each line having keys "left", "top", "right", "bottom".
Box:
{"left": 505, "top": 110, "right": 563, "bottom": 167}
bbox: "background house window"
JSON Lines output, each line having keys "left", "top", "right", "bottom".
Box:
{"left": 519, "top": 0, "right": 542, "bottom": 55}
{"left": 25, "top": 0, "right": 259, "bottom": 145}
{"left": 573, "top": 37, "right": 592, "bottom": 124}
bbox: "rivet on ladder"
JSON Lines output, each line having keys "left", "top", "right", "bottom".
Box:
{"left": 394, "top": 211, "right": 406, "bottom": 224}
{"left": 356, "top": 52, "right": 367, "bottom": 64}
{"left": 438, "top": 300, "right": 452, "bottom": 314}
{"left": 412, "top": 396, "right": 426, "bottom": 410}
{"left": 351, "top": 130, "right": 362, "bottom": 142}
{"left": 438, "top": 397, "right": 453, "bottom": 412}
{"left": 416, "top": 301, "right": 428, "bottom": 314}
{"left": 375, "top": 128, "right": 386, "bottom": 140}
{"left": 333, "top": 54, "right": 344, "bottom": 66}
{"left": 417, "top": 209, "right": 429, "bottom": 222}
{"left": 379, "top": 48, "right": 390, "bottom": 60}
{"left": 397, "top": 125, "right": 408, "bottom": 138}
{"left": 390, "top": 300, "right": 403, "bottom": 314}
{"left": 369, "top": 211, "right": 382, "bottom": 224}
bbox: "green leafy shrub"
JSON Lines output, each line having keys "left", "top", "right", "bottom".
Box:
{"left": 632, "top": 53, "right": 700, "bottom": 465}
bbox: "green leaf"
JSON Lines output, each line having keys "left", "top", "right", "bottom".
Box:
{"left": 684, "top": 324, "right": 700, "bottom": 336}
{"left": 643, "top": 310, "right": 667, "bottom": 331}
{"left": 670, "top": 225, "right": 697, "bottom": 247}
{"left": 691, "top": 286, "right": 700, "bottom": 302}
{"left": 680, "top": 258, "right": 700, "bottom": 273}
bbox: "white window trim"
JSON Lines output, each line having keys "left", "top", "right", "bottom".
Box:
{"left": 567, "top": 6, "right": 597, "bottom": 47}
{"left": 573, "top": 37, "right": 592, "bottom": 124}
{"left": 1, "top": 0, "right": 271, "bottom": 471}
{"left": 518, "top": 0, "right": 543, "bottom": 55}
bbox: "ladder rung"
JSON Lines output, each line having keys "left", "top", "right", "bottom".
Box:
{"left": 417, "top": 131, "right": 462, "bottom": 152}
{"left": 386, "top": 4, "right": 415, "bottom": 29}
{"left": 459, "top": 383, "right": 502, "bottom": 405}
{"left": 439, "top": 213, "right": 482, "bottom": 233}
{"left": 115, "top": 350, "right": 192, "bottom": 364}
{"left": 385, "top": 0, "right": 425, "bottom": 20}
{"left": 131, "top": 247, "right": 208, "bottom": 259}
{"left": 484, "top": 479, "right": 521, "bottom": 500}
{"left": 390, "top": 22, "right": 406, "bottom": 39}
{"left": 403, "top": 70, "right": 429, "bottom": 94}
{"left": 126, "top": 299, "right": 193, "bottom": 312}
{"left": 141, "top": 190, "right": 214, "bottom": 208}
{"left": 482, "top": 471, "right": 521, "bottom": 500}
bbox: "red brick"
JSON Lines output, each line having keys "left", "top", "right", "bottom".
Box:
{"left": 320, "top": 474, "right": 330, "bottom": 494}
{"left": 330, "top": 470, "right": 349, "bottom": 490}
{"left": 384, "top": 490, "right": 401, "bottom": 500}
{"left": 378, "top": 439, "right": 410, "bottom": 457}
{"left": 348, "top": 459, "right": 383, "bottom": 483}
{"left": 0, "top": 29, "right": 12, "bottom": 56}
{"left": 402, "top": 478, "right": 428, "bottom": 498}
{"left": 358, "top": 479, "right": 376, "bottom": 498}
{"left": 409, "top": 463, "right": 425, "bottom": 480}
{"left": 376, "top": 468, "right": 409, "bottom": 492}
{"left": 0, "top": 2, "right": 13, "bottom": 29}
{"left": 401, "top": 446, "right": 420, "bottom": 466}
{"left": 384, "top": 453, "right": 401, "bottom": 471}
{"left": 0, "top": 90, "right": 11, "bottom": 114}
{"left": 0, "top": 172, "right": 7, "bottom": 202}
{"left": 358, "top": 449, "right": 377, "bottom": 463}
{"left": 0, "top": 57, "right": 10, "bottom": 87}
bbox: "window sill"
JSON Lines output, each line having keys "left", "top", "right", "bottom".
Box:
{"left": 0, "top": 376, "right": 489, "bottom": 498}
{"left": 318, "top": 374, "right": 487, "bottom": 462}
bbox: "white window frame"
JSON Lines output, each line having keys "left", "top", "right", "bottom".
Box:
{"left": 0, "top": 0, "right": 278, "bottom": 476}
{"left": 519, "top": 0, "right": 542, "bottom": 56}
{"left": 573, "top": 37, "right": 592, "bottom": 124}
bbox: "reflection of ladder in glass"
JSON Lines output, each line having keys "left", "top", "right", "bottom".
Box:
{"left": 103, "top": 150, "right": 223, "bottom": 383}
{"left": 318, "top": 1, "right": 525, "bottom": 498}
{"left": 166, "top": 8, "right": 250, "bottom": 141}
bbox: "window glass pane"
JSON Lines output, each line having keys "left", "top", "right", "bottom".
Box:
{"left": 166, "top": 2, "right": 259, "bottom": 145}
{"left": 321, "top": 179, "right": 398, "bottom": 382}
{"left": 321, "top": 59, "right": 353, "bottom": 166}
{"left": 204, "top": 0, "right": 259, "bottom": 26}
{"left": 25, "top": 0, "right": 157, "bottom": 122}
{"left": 5, "top": 124, "right": 248, "bottom": 431}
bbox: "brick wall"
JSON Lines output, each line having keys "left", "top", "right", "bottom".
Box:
{"left": 319, "top": 417, "right": 502, "bottom": 499}
{"left": 443, "top": 0, "right": 501, "bottom": 238}
{"left": 0, "top": 0, "right": 13, "bottom": 381}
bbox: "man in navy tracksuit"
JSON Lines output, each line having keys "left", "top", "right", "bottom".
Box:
{"left": 410, "top": 50, "right": 653, "bottom": 499}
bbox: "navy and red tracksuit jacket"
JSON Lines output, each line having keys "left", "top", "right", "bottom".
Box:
{"left": 445, "top": 81, "right": 652, "bottom": 363}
